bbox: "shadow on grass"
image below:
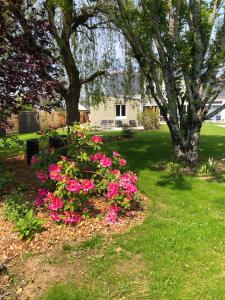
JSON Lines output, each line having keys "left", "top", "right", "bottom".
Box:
{"left": 1, "top": 130, "right": 225, "bottom": 192}
{"left": 204, "top": 173, "right": 225, "bottom": 184}
{"left": 105, "top": 131, "right": 225, "bottom": 191}
{"left": 156, "top": 174, "right": 192, "bottom": 191}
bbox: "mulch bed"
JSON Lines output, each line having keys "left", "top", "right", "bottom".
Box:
{"left": 0, "top": 201, "right": 148, "bottom": 264}
{"left": 0, "top": 155, "right": 149, "bottom": 264}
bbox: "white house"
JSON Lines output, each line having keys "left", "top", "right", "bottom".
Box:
{"left": 89, "top": 73, "right": 225, "bottom": 128}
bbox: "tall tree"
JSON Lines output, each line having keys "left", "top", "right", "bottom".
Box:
{"left": 3, "top": 0, "right": 108, "bottom": 126}
{"left": 43, "top": 0, "right": 106, "bottom": 124}
{"left": 102, "top": 0, "right": 225, "bottom": 167}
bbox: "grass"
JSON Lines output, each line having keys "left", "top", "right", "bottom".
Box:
{"left": 3, "top": 123, "right": 225, "bottom": 299}
{"left": 0, "top": 129, "right": 121, "bottom": 159}
{"left": 40, "top": 284, "right": 99, "bottom": 300}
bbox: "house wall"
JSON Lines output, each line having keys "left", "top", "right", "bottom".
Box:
{"left": 89, "top": 97, "right": 141, "bottom": 127}
{"left": 207, "top": 97, "right": 225, "bottom": 122}
{"left": 216, "top": 97, "right": 225, "bottom": 121}
{"left": 144, "top": 97, "right": 225, "bottom": 123}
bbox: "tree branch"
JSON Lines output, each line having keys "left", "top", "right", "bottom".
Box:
{"left": 80, "top": 70, "right": 105, "bottom": 84}
{"left": 72, "top": 7, "right": 98, "bottom": 30}
{"left": 205, "top": 103, "right": 225, "bottom": 119}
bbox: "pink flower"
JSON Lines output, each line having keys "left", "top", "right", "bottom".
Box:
{"left": 34, "top": 197, "right": 44, "bottom": 206}
{"left": 38, "top": 188, "right": 48, "bottom": 198}
{"left": 49, "top": 164, "right": 62, "bottom": 181}
{"left": 34, "top": 188, "right": 49, "bottom": 206}
{"left": 50, "top": 212, "right": 61, "bottom": 222}
{"left": 90, "top": 152, "right": 105, "bottom": 162}
{"left": 119, "top": 158, "right": 126, "bottom": 166}
{"left": 31, "top": 155, "right": 40, "bottom": 165}
{"left": 110, "top": 205, "right": 121, "bottom": 213}
{"left": 106, "top": 182, "right": 119, "bottom": 199}
{"left": 66, "top": 179, "right": 82, "bottom": 193}
{"left": 105, "top": 206, "right": 120, "bottom": 224}
{"left": 127, "top": 183, "right": 138, "bottom": 193}
{"left": 120, "top": 172, "right": 138, "bottom": 195}
{"left": 37, "top": 170, "right": 48, "bottom": 183}
{"left": 120, "top": 181, "right": 138, "bottom": 194}
{"left": 82, "top": 179, "right": 94, "bottom": 192}
{"left": 47, "top": 193, "right": 64, "bottom": 211}
{"left": 121, "top": 172, "right": 138, "bottom": 185}
{"left": 91, "top": 135, "right": 103, "bottom": 143}
{"left": 63, "top": 212, "right": 83, "bottom": 224}
{"left": 100, "top": 157, "right": 112, "bottom": 167}
{"left": 113, "top": 151, "right": 121, "bottom": 157}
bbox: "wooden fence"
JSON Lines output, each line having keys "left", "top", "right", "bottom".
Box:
{"left": 5, "top": 110, "right": 89, "bottom": 135}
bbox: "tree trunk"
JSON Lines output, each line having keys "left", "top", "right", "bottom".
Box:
{"left": 170, "top": 123, "right": 201, "bottom": 168}
{"left": 64, "top": 85, "right": 81, "bottom": 126}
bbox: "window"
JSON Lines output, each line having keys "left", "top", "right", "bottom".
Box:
{"left": 115, "top": 104, "right": 126, "bottom": 118}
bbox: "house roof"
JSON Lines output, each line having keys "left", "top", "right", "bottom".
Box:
{"left": 79, "top": 104, "right": 88, "bottom": 111}
{"left": 105, "top": 72, "right": 141, "bottom": 98}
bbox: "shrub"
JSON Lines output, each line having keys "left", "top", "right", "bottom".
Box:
{"left": 31, "top": 124, "right": 140, "bottom": 225}
{"left": 197, "top": 157, "right": 216, "bottom": 176}
{"left": 167, "top": 161, "right": 183, "bottom": 176}
{"left": 138, "top": 110, "right": 160, "bottom": 130}
{"left": 0, "top": 135, "right": 24, "bottom": 149}
{"left": 122, "top": 124, "right": 135, "bottom": 138}
{"left": 4, "top": 191, "right": 43, "bottom": 240}
{"left": 0, "top": 171, "right": 14, "bottom": 194}
{"left": 4, "top": 191, "right": 33, "bottom": 222}
{"left": 15, "top": 209, "right": 43, "bottom": 240}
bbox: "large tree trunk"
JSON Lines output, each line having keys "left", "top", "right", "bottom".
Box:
{"left": 169, "top": 122, "right": 202, "bottom": 168}
{"left": 64, "top": 85, "right": 81, "bottom": 126}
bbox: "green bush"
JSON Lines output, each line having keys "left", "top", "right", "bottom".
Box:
{"left": 15, "top": 209, "right": 43, "bottom": 240}
{"left": 197, "top": 157, "right": 216, "bottom": 176}
{"left": 167, "top": 161, "right": 183, "bottom": 176}
{"left": 4, "top": 191, "right": 43, "bottom": 240}
{"left": 4, "top": 191, "right": 33, "bottom": 222}
{"left": 138, "top": 110, "right": 160, "bottom": 130}
{"left": 0, "top": 171, "right": 14, "bottom": 194}
{"left": 122, "top": 124, "right": 135, "bottom": 138}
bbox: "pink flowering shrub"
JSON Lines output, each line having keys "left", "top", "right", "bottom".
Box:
{"left": 31, "top": 124, "right": 140, "bottom": 225}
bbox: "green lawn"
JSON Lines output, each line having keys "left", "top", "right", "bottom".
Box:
{"left": 0, "top": 129, "right": 121, "bottom": 159}
{"left": 3, "top": 123, "right": 225, "bottom": 299}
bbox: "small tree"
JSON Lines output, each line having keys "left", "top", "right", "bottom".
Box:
{"left": 102, "top": 0, "right": 225, "bottom": 167}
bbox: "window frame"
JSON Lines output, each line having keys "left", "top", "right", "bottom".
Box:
{"left": 115, "top": 104, "right": 126, "bottom": 119}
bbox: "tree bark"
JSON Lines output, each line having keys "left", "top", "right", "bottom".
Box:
{"left": 63, "top": 85, "right": 81, "bottom": 126}
{"left": 169, "top": 123, "right": 201, "bottom": 167}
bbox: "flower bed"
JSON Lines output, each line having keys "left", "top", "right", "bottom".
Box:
{"left": 31, "top": 124, "right": 142, "bottom": 226}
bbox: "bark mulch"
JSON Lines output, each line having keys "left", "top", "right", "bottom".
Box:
{"left": 0, "top": 155, "right": 149, "bottom": 299}
{"left": 0, "top": 155, "right": 149, "bottom": 263}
